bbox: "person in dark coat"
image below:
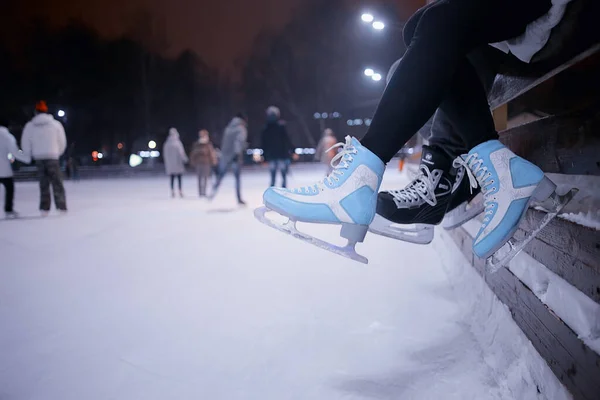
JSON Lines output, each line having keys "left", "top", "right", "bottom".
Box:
{"left": 261, "top": 106, "right": 294, "bottom": 188}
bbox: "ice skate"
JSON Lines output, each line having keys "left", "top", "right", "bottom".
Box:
{"left": 254, "top": 136, "right": 385, "bottom": 264}
{"left": 369, "top": 145, "right": 454, "bottom": 245}
{"left": 454, "top": 140, "right": 578, "bottom": 273}
{"left": 441, "top": 165, "right": 484, "bottom": 230}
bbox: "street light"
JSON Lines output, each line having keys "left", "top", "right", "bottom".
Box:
{"left": 364, "top": 68, "right": 374, "bottom": 77}
{"left": 372, "top": 73, "right": 383, "bottom": 81}
{"left": 372, "top": 21, "right": 385, "bottom": 30}
{"left": 148, "top": 140, "right": 157, "bottom": 149}
{"left": 361, "top": 13, "right": 374, "bottom": 23}
{"left": 57, "top": 109, "right": 65, "bottom": 118}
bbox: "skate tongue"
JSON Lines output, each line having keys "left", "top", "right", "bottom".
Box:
{"left": 419, "top": 145, "right": 452, "bottom": 173}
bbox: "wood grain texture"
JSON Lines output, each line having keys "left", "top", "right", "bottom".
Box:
{"left": 448, "top": 227, "right": 600, "bottom": 400}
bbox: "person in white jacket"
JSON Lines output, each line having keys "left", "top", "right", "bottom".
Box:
{"left": 21, "top": 101, "right": 68, "bottom": 214}
{"left": 163, "top": 127, "right": 189, "bottom": 198}
{"left": 0, "top": 118, "right": 31, "bottom": 218}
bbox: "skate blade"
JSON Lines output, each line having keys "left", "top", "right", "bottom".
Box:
{"left": 485, "top": 187, "right": 579, "bottom": 273}
{"left": 442, "top": 199, "right": 485, "bottom": 230}
{"left": 253, "top": 207, "right": 369, "bottom": 264}
{"left": 369, "top": 215, "right": 434, "bottom": 245}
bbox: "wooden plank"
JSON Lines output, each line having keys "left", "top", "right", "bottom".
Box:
{"left": 448, "top": 227, "right": 600, "bottom": 400}
{"left": 499, "top": 107, "right": 600, "bottom": 176}
{"left": 488, "top": 42, "right": 600, "bottom": 110}
{"left": 493, "top": 103, "right": 508, "bottom": 131}
{"left": 515, "top": 209, "right": 600, "bottom": 303}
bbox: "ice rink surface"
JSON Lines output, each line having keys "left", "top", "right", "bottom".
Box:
{"left": 0, "top": 165, "right": 547, "bottom": 400}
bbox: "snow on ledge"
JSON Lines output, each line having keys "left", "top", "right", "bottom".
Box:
{"left": 559, "top": 211, "right": 600, "bottom": 231}
{"left": 433, "top": 229, "right": 571, "bottom": 400}
{"left": 462, "top": 219, "right": 600, "bottom": 355}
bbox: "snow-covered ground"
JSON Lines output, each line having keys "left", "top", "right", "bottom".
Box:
{"left": 0, "top": 165, "right": 568, "bottom": 400}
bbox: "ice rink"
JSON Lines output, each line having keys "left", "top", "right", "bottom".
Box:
{"left": 0, "top": 165, "right": 561, "bottom": 400}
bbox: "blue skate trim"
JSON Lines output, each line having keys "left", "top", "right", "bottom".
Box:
{"left": 510, "top": 157, "right": 544, "bottom": 188}
{"left": 340, "top": 185, "right": 376, "bottom": 225}
{"left": 473, "top": 197, "right": 529, "bottom": 258}
{"left": 263, "top": 188, "right": 339, "bottom": 223}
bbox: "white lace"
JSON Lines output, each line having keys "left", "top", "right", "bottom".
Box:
{"left": 294, "top": 136, "right": 358, "bottom": 194}
{"left": 453, "top": 153, "right": 497, "bottom": 223}
{"left": 388, "top": 165, "right": 437, "bottom": 206}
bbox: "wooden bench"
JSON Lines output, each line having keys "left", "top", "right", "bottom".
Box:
{"left": 446, "top": 2, "right": 600, "bottom": 397}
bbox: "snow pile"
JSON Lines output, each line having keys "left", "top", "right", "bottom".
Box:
{"left": 463, "top": 218, "right": 600, "bottom": 354}
{"left": 433, "top": 230, "right": 571, "bottom": 400}
{"left": 560, "top": 210, "right": 600, "bottom": 230}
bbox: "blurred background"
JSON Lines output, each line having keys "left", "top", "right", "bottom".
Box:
{"left": 1, "top": 0, "right": 426, "bottom": 176}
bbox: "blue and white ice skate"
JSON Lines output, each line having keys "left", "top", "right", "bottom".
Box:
{"left": 454, "top": 140, "right": 578, "bottom": 273}
{"left": 254, "top": 136, "right": 385, "bottom": 264}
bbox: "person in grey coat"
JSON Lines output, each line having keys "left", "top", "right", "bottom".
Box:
{"left": 163, "top": 127, "right": 189, "bottom": 198}
{"left": 208, "top": 113, "right": 248, "bottom": 205}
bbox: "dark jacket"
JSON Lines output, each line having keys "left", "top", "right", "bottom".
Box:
{"left": 261, "top": 120, "right": 294, "bottom": 161}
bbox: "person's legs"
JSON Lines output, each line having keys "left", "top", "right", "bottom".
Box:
{"left": 47, "top": 160, "right": 67, "bottom": 211}
{"left": 269, "top": 161, "right": 277, "bottom": 187}
{"left": 233, "top": 159, "right": 244, "bottom": 204}
{"left": 280, "top": 159, "right": 289, "bottom": 188}
{"left": 38, "top": 161, "right": 51, "bottom": 211}
{"left": 201, "top": 165, "right": 211, "bottom": 196}
{"left": 0, "top": 178, "right": 14, "bottom": 213}
{"left": 177, "top": 174, "right": 182, "bottom": 192}
{"left": 361, "top": 0, "right": 551, "bottom": 163}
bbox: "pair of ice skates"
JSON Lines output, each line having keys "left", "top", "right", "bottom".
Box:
{"left": 254, "top": 136, "right": 577, "bottom": 272}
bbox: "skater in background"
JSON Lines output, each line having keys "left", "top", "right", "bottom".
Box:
{"left": 65, "top": 142, "right": 79, "bottom": 181}
{"left": 314, "top": 128, "right": 337, "bottom": 175}
{"left": 190, "top": 129, "right": 217, "bottom": 197}
{"left": 21, "top": 101, "right": 68, "bottom": 215}
{"left": 163, "top": 127, "right": 189, "bottom": 198}
{"left": 209, "top": 113, "right": 248, "bottom": 205}
{"left": 0, "top": 117, "right": 31, "bottom": 218}
{"left": 261, "top": 106, "right": 294, "bottom": 188}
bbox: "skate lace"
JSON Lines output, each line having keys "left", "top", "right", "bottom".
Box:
{"left": 453, "top": 153, "right": 497, "bottom": 223}
{"left": 294, "top": 136, "right": 358, "bottom": 194}
{"left": 388, "top": 165, "right": 437, "bottom": 206}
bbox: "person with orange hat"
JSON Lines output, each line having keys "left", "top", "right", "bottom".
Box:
{"left": 21, "top": 101, "right": 68, "bottom": 215}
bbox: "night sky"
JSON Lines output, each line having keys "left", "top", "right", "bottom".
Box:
{"left": 5, "top": 0, "right": 424, "bottom": 71}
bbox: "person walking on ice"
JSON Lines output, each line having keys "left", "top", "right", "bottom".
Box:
{"left": 21, "top": 101, "right": 68, "bottom": 216}
{"left": 209, "top": 112, "right": 248, "bottom": 206}
{"left": 254, "top": 0, "right": 577, "bottom": 271}
{"left": 190, "top": 129, "right": 217, "bottom": 197}
{"left": 0, "top": 117, "right": 31, "bottom": 219}
{"left": 163, "top": 127, "right": 189, "bottom": 198}
{"left": 261, "top": 106, "right": 294, "bottom": 188}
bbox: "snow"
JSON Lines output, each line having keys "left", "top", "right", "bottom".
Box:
{"left": 560, "top": 211, "right": 600, "bottom": 230}
{"left": 0, "top": 166, "right": 568, "bottom": 400}
{"left": 464, "top": 213, "right": 600, "bottom": 355}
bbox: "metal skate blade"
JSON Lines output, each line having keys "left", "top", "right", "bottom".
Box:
{"left": 253, "top": 207, "right": 368, "bottom": 264}
{"left": 369, "top": 215, "right": 433, "bottom": 244}
{"left": 485, "top": 187, "right": 578, "bottom": 273}
{"left": 442, "top": 200, "right": 485, "bottom": 230}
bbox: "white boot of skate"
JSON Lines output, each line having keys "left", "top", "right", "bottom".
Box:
{"left": 254, "top": 136, "right": 385, "bottom": 264}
